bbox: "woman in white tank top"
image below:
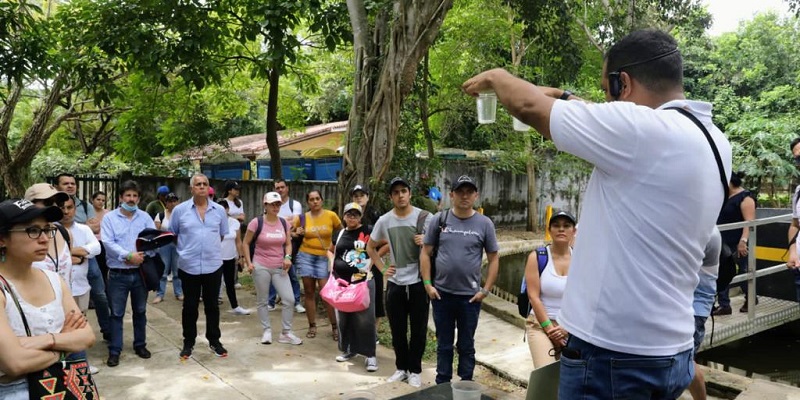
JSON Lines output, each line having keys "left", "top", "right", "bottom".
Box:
{"left": 524, "top": 210, "right": 577, "bottom": 369}
{"left": 0, "top": 200, "right": 95, "bottom": 399}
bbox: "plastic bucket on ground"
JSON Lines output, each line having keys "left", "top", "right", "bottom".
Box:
{"left": 452, "top": 380, "right": 483, "bottom": 400}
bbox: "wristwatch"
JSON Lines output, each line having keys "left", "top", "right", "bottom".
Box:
{"left": 479, "top": 288, "right": 490, "bottom": 296}
{"left": 559, "top": 90, "right": 573, "bottom": 100}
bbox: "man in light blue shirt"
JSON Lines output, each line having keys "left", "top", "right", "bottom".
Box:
{"left": 169, "top": 173, "right": 230, "bottom": 359}
{"left": 101, "top": 180, "right": 155, "bottom": 368}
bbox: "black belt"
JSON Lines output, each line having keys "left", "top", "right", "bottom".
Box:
{"left": 110, "top": 268, "right": 140, "bottom": 274}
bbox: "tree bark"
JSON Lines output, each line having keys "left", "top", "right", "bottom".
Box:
{"left": 342, "top": 0, "right": 453, "bottom": 207}
{"left": 420, "top": 52, "right": 435, "bottom": 160}
{"left": 265, "top": 68, "right": 282, "bottom": 179}
{"left": 526, "top": 138, "right": 538, "bottom": 232}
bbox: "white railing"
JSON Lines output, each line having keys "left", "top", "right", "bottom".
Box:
{"left": 717, "top": 213, "right": 794, "bottom": 321}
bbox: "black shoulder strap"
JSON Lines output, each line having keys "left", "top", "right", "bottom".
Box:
{"left": 288, "top": 198, "right": 294, "bottom": 213}
{"left": 667, "top": 107, "right": 729, "bottom": 213}
{"left": 434, "top": 209, "right": 449, "bottom": 247}
{"left": 55, "top": 222, "right": 71, "bottom": 249}
{"left": 249, "top": 216, "right": 264, "bottom": 258}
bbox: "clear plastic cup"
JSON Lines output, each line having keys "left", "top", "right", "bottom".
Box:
{"left": 512, "top": 116, "right": 530, "bottom": 131}
{"left": 342, "top": 390, "right": 375, "bottom": 400}
{"left": 452, "top": 380, "right": 483, "bottom": 400}
{"left": 476, "top": 93, "right": 497, "bottom": 124}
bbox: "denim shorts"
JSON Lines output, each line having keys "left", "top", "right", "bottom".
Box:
{"left": 295, "top": 252, "right": 329, "bottom": 279}
{"left": 0, "top": 380, "right": 27, "bottom": 400}
{"left": 693, "top": 316, "right": 707, "bottom": 355}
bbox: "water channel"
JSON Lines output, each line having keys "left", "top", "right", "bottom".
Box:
{"left": 494, "top": 252, "right": 800, "bottom": 387}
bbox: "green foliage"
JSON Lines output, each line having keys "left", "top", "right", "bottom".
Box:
{"left": 31, "top": 148, "right": 193, "bottom": 180}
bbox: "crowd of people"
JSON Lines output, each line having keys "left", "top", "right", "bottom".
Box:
{"left": 4, "top": 28, "right": 800, "bottom": 399}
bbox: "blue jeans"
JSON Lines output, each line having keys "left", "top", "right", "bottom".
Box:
{"left": 559, "top": 335, "right": 694, "bottom": 399}
{"left": 87, "top": 258, "right": 110, "bottom": 339}
{"left": 793, "top": 269, "right": 800, "bottom": 302}
{"left": 157, "top": 243, "right": 182, "bottom": 298}
{"left": 107, "top": 269, "right": 148, "bottom": 356}
{"left": 431, "top": 291, "right": 481, "bottom": 384}
{"left": 268, "top": 263, "right": 300, "bottom": 306}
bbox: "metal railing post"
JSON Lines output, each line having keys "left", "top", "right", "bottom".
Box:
{"left": 747, "top": 224, "right": 756, "bottom": 321}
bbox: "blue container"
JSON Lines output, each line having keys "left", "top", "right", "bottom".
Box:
{"left": 309, "top": 157, "right": 343, "bottom": 181}
{"left": 256, "top": 162, "right": 272, "bottom": 180}
{"left": 256, "top": 159, "right": 309, "bottom": 180}
{"left": 200, "top": 162, "right": 249, "bottom": 179}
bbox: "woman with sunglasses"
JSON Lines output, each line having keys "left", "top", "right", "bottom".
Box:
{"left": 524, "top": 210, "right": 576, "bottom": 368}
{"left": 294, "top": 190, "right": 342, "bottom": 340}
{"left": 0, "top": 199, "right": 96, "bottom": 399}
{"left": 329, "top": 202, "right": 377, "bottom": 372}
{"left": 242, "top": 192, "right": 302, "bottom": 345}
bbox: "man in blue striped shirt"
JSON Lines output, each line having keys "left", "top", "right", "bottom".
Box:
{"left": 101, "top": 180, "right": 155, "bottom": 367}
{"left": 170, "top": 173, "right": 230, "bottom": 359}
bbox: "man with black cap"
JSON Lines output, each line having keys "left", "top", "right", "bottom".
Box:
{"left": 420, "top": 175, "right": 499, "bottom": 385}
{"left": 367, "top": 177, "right": 433, "bottom": 388}
{"left": 145, "top": 185, "right": 170, "bottom": 219}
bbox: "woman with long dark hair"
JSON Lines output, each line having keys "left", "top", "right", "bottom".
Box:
{"left": 714, "top": 171, "right": 756, "bottom": 315}
{"left": 294, "top": 190, "right": 342, "bottom": 340}
{"left": 0, "top": 199, "right": 95, "bottom": 399}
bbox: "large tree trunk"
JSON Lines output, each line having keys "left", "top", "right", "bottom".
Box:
{"left": 342, "top": 0, "right": 453, "bottom": 206}
{"left": 526, "top": 139, "right": 538, "bottom": 232}
{"left": 1, "top": 74, "right": 70, "bottom": 197}
{"left": 265, "top": 68, "right": 282, "bottom": 179}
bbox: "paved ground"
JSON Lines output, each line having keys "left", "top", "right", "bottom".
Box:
{"left": 85, "top": 279, "right": 800, "bottom": 400}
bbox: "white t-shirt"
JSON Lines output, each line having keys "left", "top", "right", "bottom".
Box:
{"left": 225, "top": 198, "right": 245, "bottom": 219}
{"left": 68, "top": 223, "right": 102, "bottom": 296}
{"left": 550, "top": 99, "right": 732, "bottom": 356}
{"left": 221, "top": 217, "right": 240, "bottom": 260}
{"left": 534, "top": 247, "right": 569, "bottom": 321}
{"left": 279, "top": 198, "right": 302, "bottom": 219}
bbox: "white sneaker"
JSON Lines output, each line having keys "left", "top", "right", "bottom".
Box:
{"left": 167, "top": 274, "right": 173, "bottom": 282}
{"left": 261, "top": 329, "right": 272, "bottom": 344}
{"left": 408, "top": 373, "right": 422, "bottom": 388}
{"left": 89, "top": 365, "right": 100, "bottom": 375}
{"left": 230, "top": 306, "right": 251, "bottom": 315}
{"left": 387, "top": 370, "right": 408, "bottom": 383}
{"left": 295, "top": 304, "right": 306, "bottom": 313}
{"left": 278, "top": 331, "right": 303, "bottom": 345}
{"left": 267, "top": 304, "right": 276, "bottom": 311}
{"left": 365, "top": 357, "right": 378, "bottom": 372}
{"left": 234, "top": 283, "right": 243, "bottom": 289}
{"left": 335, "top": 352, "right": 357, "bottom": 362}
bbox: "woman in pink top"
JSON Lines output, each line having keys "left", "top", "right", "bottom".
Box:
{"left": 242, "top": 192, "right": 302, "bottom": 345}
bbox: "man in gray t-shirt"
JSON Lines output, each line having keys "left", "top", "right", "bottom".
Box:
{"left": 420, "top": 175, "right": 499, "bottom": 385}
{"left": 367, "top": 177, "right": 433, "bottom": 388}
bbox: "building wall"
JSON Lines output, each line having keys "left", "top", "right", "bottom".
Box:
{"left": 282, "top": 132, "right": 344, "bottom": 151}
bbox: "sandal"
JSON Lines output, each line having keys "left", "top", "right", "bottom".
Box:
{"left": 306, "top": 324, "right": 317, "bottom": 338}
{"left": 331, "top": 324, "right": 339, "bottom": 342}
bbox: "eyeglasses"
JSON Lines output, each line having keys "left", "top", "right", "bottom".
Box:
{"left": 343, "top": 213, "right": 361, "bottom": 219}
{"left": 7, "top": 225, "right": 58, "bottom": 239}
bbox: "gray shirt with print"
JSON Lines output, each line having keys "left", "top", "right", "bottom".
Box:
{"left": 424, "top": 210, "right": 499, "bottom": 296}
{"left": 371, "top": 207, "right": 433, "bottom": 286}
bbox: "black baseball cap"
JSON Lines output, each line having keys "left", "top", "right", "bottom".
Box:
{"left": 350, "top": 184, "right": 370, "bottom": 196}
{"left": 388, "top": 177, "right": 411, "bottom": 192}
{"left": 0, "top": 199, "right": 63, "bottom": 232}
{"left": 452, "top": 175, "right": 478, "bottom": 191}
{"left": 549, "top": 210, "right": 577, "bottom": 225}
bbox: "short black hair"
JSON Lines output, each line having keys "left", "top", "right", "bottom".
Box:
{"left": 730, "top": 171, "right": 744, "bottom": 188}
{"left": 119, "top": 180, "right": 140, "bottom": 196}
{"left": 275, "top": 179, "right": 288, "bottom": 186}
{"left": 91, "top": 191, "right": 106, "bottom": 200}
{"left": 56, "top": 173, "right": 76, "bottom": 185}
{"left": 790, "top": 137, "right": 800, "bottom": 153}
{"left": 606, "top": 29, "right": 683, "bottom": 93}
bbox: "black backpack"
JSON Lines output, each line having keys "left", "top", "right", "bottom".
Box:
{"left": 517, "top": 247, "right": 549, "bottom": 318}
{"left": 419, "top": 210, "right": 448, "bottom": 286}
{"left": 249, "top": 216, "right": 289, "bottom": 259}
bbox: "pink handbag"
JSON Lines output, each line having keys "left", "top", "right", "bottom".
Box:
{"left": 321, "top": 275, "right": 370, "bottom": 313}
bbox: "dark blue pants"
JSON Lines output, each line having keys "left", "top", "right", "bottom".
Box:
{"left": 87, "top": 258, "right": 110, "bottom": 340}
{"left": 559, "top": 335, "right": 694, "bottom": 399}
{"left": 718, "top": 255, "right": 749, "bottom": 307}
{"left": 107, "top": 269, "right": 148, "bottom": 356}
{"left": 431, "top": 291, "right": 481, "bottom": 384}
{"left": 268, "top": 263, "right": 300, "bottom": 306}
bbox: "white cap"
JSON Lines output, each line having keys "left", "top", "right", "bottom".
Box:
{"left": 263, "top": 192, "right": 281, "bottom": 204}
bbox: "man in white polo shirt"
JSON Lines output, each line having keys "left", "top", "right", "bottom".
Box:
{"left": 463, "top": 29, "right": 732, "bottom": 397}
